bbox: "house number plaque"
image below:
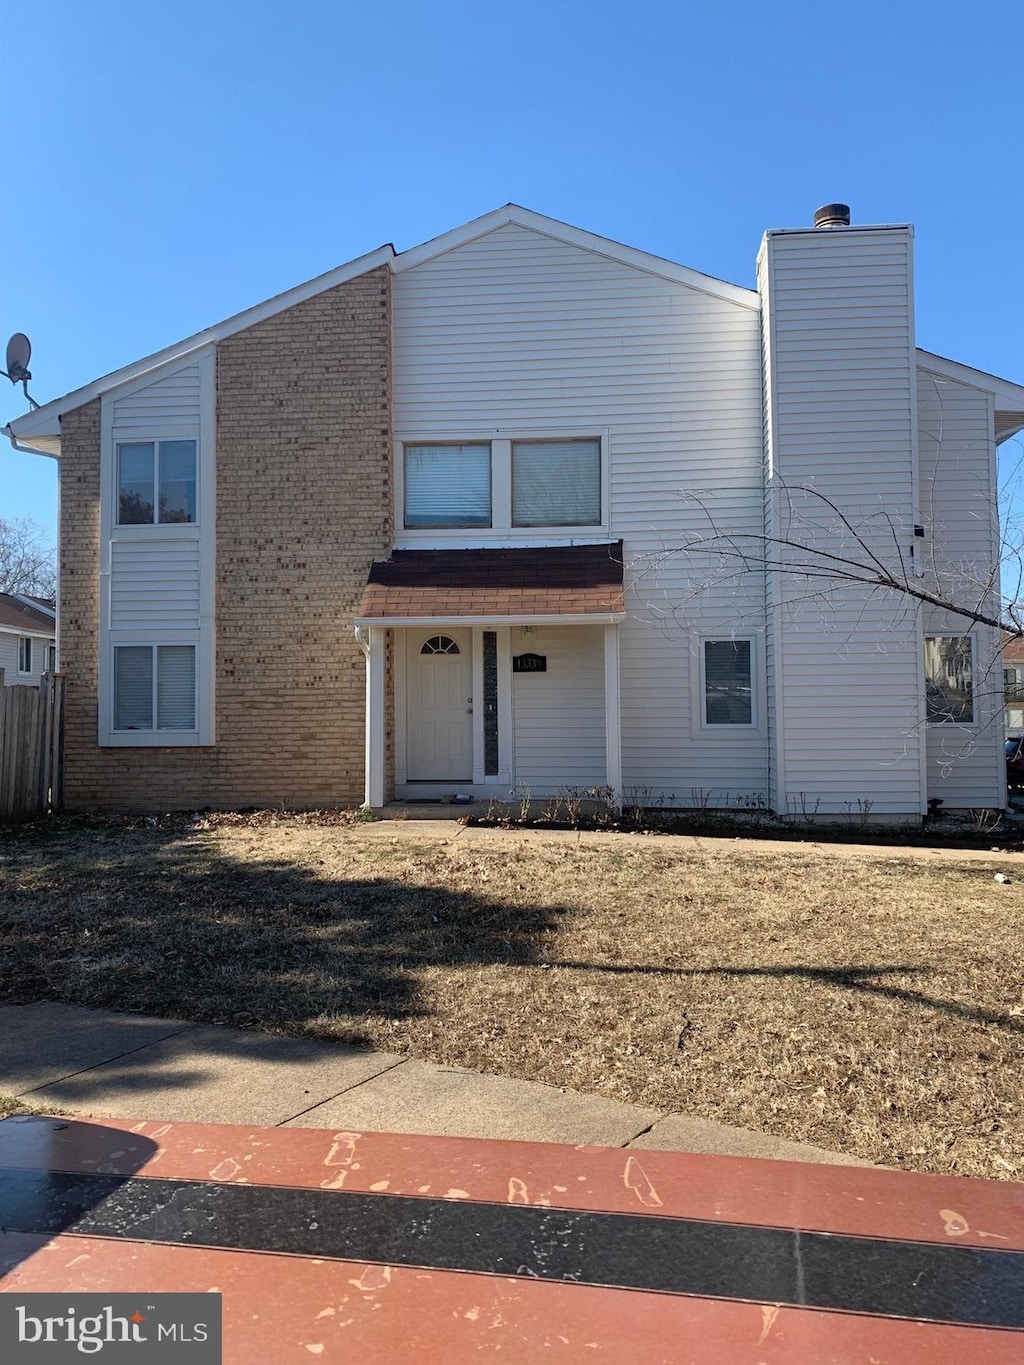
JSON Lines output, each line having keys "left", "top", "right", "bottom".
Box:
{"left": 513, "top": 653, "right": 547, "bottom": 673}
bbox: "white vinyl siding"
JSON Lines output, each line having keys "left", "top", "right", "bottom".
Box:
{"left": 917, "top": 367, "right": 1002, "bottom": 807}
{"left": 0, "top": 630, "right": 55, "bottom": 687}
{"left": 111, "top": 361, "right": 201, "bottom": 427}
{"left": 109, "top": 540, "right": 201, "bottom": 631}
{"left": 99, "top": 349, "right": 214, "bottom": 747}
{"left": 395, "top": 222, "right": 765, "bottom": 805}
{"left": 759, "top": 227, "right": 922, "bottom": 816}
{"left": 512, "top": 625, "right": 605, "bottom": 794}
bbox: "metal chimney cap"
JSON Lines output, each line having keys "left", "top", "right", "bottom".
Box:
{"left": 813, "top": 203, "right": 851, "bottom": 228}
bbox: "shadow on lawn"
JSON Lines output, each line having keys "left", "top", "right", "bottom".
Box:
{"left": 547, "top": 959, "right": 1024, "bottom": 1035}
{"left": 0, "top": 826, "right": 566, "bottom": 1051}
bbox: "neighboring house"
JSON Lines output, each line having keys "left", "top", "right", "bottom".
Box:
{"left": 1003, "top": 635, "right": 1024, "bottom": 737}
{"left": 0, "top": 592, "right": 55, "bottom": 687}
{"left": 7, "top": 204, "right": 1024, "bottom": 818}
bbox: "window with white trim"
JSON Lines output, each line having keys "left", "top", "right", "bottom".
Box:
{"left": 703, "top": 639, "right": 753, "bottom": 726}
{"left": 46, "top": 645, "right": 56, "bottom": 673}
{"left": 117, "top": 439, "right": 197, "bottom": 525}
{"left": 404, "top": 444, "right": 491, "bottom": 528}
{"left": 512, "top": 439, "right": 601, "bottom": 527}
{"left": 924, "top": 635, "right": 973, "bottom": 724}
{"left": 18, "top": 637, "right": 32, "bottom": 674}
{"left": 400, "top": 435, "right": 606, "bottom": 534}
{"left": 113, "top": 644, "right": 196, "bottom": 732}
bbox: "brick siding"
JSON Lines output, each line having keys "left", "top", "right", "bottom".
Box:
{"left": 59, "top": 266, "right": 392, "bottom": 811}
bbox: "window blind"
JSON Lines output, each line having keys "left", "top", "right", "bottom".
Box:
{"left": 512, "top": 439, "right": 600, "bottom": 527}
{"left": 114, "top": 647, "right": 153, "bottom": 730}
{"left": 704, "top": 640, "right": 752, "bottom": 725}
{"left": 404, "top": 444, "right": 491, "bottom": 528}
{"left": 157, "top": 645, "right": 196, "bottom": 729}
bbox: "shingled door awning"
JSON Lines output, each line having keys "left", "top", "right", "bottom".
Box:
{"left": 356, "top": 542, "right": 625, "bottom": 623}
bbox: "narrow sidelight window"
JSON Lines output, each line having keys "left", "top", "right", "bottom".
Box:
{"left": 18, "top": 637, "right": 32, "bottom": 673}
{"left": 483, "top": 630, "right": 499, "bottom": 775}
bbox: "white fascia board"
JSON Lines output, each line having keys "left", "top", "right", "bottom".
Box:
{"left": 916, "top": 349, "right": 1024, "bottom": 409}
{"left": 393, "top": 204, "right": 759, "bottom": 310}
{"left": 7, "top": 244, "right": 396, "bottom": 448}
{"left": 356, "top": 612, "right": 626, "bottom": 628}
{"left": 0, "top": 623, "right": 56, "bottom": 640}
{"left": 763, "top": 223, "right": 913, "bottom": 238}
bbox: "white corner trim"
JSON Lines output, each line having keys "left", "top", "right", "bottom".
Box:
{"left": 604, "top": 624, "right": 622, "bottom": 804}
{"left": 364, "top": 626, "right": 387, "bottom": 807}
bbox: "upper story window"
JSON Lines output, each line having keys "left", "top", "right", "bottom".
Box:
{"left": 404, "top": 444, "right": 491, "bottom": 528}
{"left": 117, "top": 439, "right": 197, "bottom": 525}
{"left": 400, "top": 435, "right": 605, "bottom": 534}
{"left": 512, "top": 439, "right": 601, "bottom": 527}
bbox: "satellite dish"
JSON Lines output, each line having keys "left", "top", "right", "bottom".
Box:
{"left": 5, "top": 333, "right": 31, "bottom": 382}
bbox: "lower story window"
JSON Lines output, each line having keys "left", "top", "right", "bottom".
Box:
{"left": 18, "top": 637, "right": 32, "bottom": 673}
{"left": 704, "top": 639, "right": 753, "bottom": 725}
{"left": 114, "top": 644, "right": 196, "bottom": 732}
{"left": 924, "top": 635, "right": 973, "bottom": 724}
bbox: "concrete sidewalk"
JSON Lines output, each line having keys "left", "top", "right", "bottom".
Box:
{"left": 0, "top": 1001, "right": 868, "bottom": 1166}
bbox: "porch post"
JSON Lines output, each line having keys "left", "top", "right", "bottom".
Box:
{"left": 604, "top": 623, "right": 622, "bottom": 808}
{"left": 364, "top": 626, "right": 386, "bottom": 808}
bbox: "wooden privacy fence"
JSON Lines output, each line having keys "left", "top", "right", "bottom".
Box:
{"left": 0, "top": 671, "right": 65, "bottom": 820}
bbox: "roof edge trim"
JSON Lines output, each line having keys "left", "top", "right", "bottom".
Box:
{"left": 916, "top": 349, "right": 1024, "bottom": 407}
{"left": 392, "top": 204, "right": 759, "bottom": 309}
{"left": 8, "top": 243, "right": 396, "bottom": 445}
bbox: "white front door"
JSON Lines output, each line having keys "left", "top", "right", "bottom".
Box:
{"left": 407, "top": 630, "right": 473, "bottom": 781}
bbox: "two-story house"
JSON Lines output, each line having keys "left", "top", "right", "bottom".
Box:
{"left": 8, "top": 204, "right": 1024, "bottom": 818}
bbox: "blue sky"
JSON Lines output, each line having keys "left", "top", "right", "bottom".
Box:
{"left": 2, "top": 0, "right": 1022, "bottom": 547}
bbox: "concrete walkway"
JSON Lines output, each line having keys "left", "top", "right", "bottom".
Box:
{"left": 0, "top": 1001, "right": 868, "bottom": 1166}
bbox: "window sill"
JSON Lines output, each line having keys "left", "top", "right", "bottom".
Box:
{"left": 101, "top": 731, "right": 203, "bottom": 748}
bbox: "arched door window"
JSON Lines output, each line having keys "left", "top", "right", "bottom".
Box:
{"left": 420, "top": 635, "right": 461, "bottom": 656}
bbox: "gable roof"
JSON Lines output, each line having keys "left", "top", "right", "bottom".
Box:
{"left": 5, "top": 206, "right": 757, "bottom": 457}
{"left": 9, "top": 206, "right": 1024, "bottom": 456}
{"left": 917, "top": 350, "right": 1024, "bottom": 442}
{"left": 0, "top": 592, "right": 57, "bottom": 636}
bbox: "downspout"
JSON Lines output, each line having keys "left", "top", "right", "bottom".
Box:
{"left": 4, "top": 425, "right": 61, "bottom": 674}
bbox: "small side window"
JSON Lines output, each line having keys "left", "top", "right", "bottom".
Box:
{"left": 704, "top": 639, "right": 753, "bottom": 726}
{"left": 18, "top": 637, "right": 32, "bottom": 673}
{"left": 924, "top": 636, "right": 973, "bottom": 724}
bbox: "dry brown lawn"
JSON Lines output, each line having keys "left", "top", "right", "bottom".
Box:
{"left": 1, "top": 816, "right": 1021, "bottom": 1179}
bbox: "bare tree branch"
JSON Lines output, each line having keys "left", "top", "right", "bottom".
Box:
{"left": 0, "top": 516, "right": 56, "bottom": 598}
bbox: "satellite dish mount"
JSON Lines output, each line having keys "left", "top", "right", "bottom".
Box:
{"left": 2, "top": 333, "right": 40, "bottom": 410}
